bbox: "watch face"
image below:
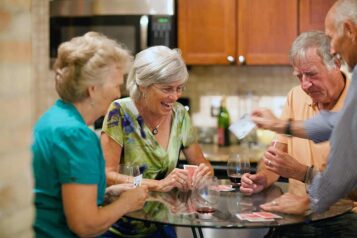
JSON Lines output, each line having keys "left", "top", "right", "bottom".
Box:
{"left": 229, "top": 113, "right": 256, "bottom": 140}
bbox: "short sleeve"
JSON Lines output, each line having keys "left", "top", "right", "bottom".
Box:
{"left": 102, "top": 101, "right": 124, "bottom": 146}
{"left": 53, "top": 127, "right": 102, "bottom": 184}
{"left": 180, "top": 108, "right": 198, "bottom": 148}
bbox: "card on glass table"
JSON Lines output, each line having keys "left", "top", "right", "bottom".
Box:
{"left": 184, "top": 164, "right": 198, "bottom": 185}
{"left": 236, "top": 212, "right": 282, "bottom": 222}
{"left": 229, "top": 113, "right": 256, "bottom": 140}
{"left": 209, "top": 184, "right": 235, "bottom": 192}
{"left": 254, "top": 211, "right": 282, "bottom": 219}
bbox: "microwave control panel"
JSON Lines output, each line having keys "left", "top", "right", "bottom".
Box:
{"left": 149, "top": 15, "right": 176, "bottom": 49}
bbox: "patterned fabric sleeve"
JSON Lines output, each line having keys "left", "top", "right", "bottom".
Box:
{"left": 102, "top": 100, "right": 124, "bottom": 146}
{"left": 180, "top": 107, "right": 198, "bottom": 148}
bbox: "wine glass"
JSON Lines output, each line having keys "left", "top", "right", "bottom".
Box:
{"left": 119, "top": 164, "right": 141, "bottom": 185}
{"left": 227, "top": 153, "right": 251, "bottom": 188}
{"left": 193, "top": 176, "right": 219, "bottom": 219}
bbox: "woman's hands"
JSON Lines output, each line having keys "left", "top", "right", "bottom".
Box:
{"left": 119, "top": 186, "right": 149, "bottom": 213}
{"left": 154, "top": 163, "right": 213, "bottom": 192}
{"left": 192, "top": 163, "right": 213, "bottom": 188}
{"left": 156, "top": 168, "right": 189, "bottom": 192}
{"left": 105, "top": 183, "right": 135, "bottom": 196}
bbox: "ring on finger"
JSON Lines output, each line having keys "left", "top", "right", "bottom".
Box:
{"left": 272, "top": 200, "right": 278, "bottom": 206}
{"left": 268, "top": 160, "right": 272, "bottom": 166}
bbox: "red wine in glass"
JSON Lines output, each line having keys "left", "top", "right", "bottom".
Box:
{"left": 196, "top": 206, "right": 216, "bottom": 214}
{"left": 228, "top": 173, "right": 242, "bottom": 185}
{"left": 227, "top": 154, "right": 250, "bottom": 189}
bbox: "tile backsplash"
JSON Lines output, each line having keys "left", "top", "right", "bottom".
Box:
{"left": 182, "top": 65, "right": 299, "bottom": 127}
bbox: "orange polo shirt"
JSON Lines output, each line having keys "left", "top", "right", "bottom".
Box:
{"left": 278, "top": 78, "right": 350, "bottom": 196}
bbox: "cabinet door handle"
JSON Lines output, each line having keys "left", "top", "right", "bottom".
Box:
{"left": 140, "top": 15, "right": 149, "bottom": 50}
{"left": 227, "top": 55, "right": 235, "bottom": 63}
{"left": 238, "top": 55, "right": 246, "bottom": 65}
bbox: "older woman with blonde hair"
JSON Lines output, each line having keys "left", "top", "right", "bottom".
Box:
{"left": 32, "top": 32, "right": 148, "bottom": 238}
{"left": 101, "top": 46, "right": 213, "bottom": 237}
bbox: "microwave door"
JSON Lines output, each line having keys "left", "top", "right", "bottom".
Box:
{"left": 50, "top": 15, "right": 144, "bottom": 58}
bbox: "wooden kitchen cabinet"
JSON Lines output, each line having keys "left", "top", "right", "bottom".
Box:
{"left": 178, "top": 0, "right": 335, "bottom": 65}
{"left": 178, "top": 0, "right": 236, "bottom": 65}
{"left": 237, "top": 0, "right": 298, "bottom": 65}
{"left": 299, "top": 0, "right": 336, "bottom": 32}
{"left": 178, "top": 0, "right": 297, "bottom": 65}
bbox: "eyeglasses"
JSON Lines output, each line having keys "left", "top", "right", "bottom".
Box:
{"left": 152, "top": 84, "right": 186, "bottom": 95}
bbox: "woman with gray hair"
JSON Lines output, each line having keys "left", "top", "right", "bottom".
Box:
{"left": 32, "top": 32, "right": 148, "bottom": 238}
{"left": 101, "top": 46, "right": 213, "bottom": 237}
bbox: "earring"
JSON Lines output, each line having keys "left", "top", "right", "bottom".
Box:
{"left": 90, "top": 99, "right": 95, "bottom": 108}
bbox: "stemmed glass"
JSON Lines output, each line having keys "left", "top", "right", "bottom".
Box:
{"left": 193, "top": 176, "right": 219, "bottom": 219}
{"left": 227, "top": 153, "right": 251, "bottom": 188}
{"left": 119, "top": 164, "right": 141, "bottom": 185}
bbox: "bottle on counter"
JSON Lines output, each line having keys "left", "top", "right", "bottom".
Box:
{"left": 217, "top": 96, "right": 231, "bottom": 147}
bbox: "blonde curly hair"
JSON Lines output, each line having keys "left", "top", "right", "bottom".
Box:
{"left": 53, "top": 32, "right": 132, "bottom": 103}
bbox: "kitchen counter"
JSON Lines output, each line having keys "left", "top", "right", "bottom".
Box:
{"left": 179, "top": 143, "right": 267, "bottom": 179}
{"left": 180, "top": 144, "right": 265, "bottom": 163}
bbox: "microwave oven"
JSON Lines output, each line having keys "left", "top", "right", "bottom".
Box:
{"left": 50, "top": 0, "right": 176, "bottom": 58}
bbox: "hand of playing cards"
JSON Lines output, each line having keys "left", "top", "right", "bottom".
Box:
{"left": 236, "top": 212, "right": 282, "bottom": 222}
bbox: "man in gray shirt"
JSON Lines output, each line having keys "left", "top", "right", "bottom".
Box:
{"left": 254, "top": 0, "right": 357, "bottom": 215}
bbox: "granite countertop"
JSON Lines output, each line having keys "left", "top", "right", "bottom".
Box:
{"left": 181, "top": 144, "right": 266, "bottom": 163}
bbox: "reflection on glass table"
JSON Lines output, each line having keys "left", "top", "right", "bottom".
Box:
{"left": 119, "top": 181, "right": 352, "bottom": 229}
{"left": 105, "top": 181, "right": 353, "bottom": 238}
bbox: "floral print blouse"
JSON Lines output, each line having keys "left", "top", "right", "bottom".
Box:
{"left": 102, "top": 97, "right": 197, "bottom": 179}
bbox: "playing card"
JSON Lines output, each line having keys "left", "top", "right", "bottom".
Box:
{"left": 209, "top": 184, "right": 234, "bottom": 192}
{"left": 133, "top": 174, "right": 142, "bottom": 187}
{"left": 184, "top": 164, "right": 198, "bottom": 185}
{"left": 236, "top": 213, "right": 261, "bottom": 220}
{"left": 254, "top": 212, "right": 283, "bottom": 219}
{"left": 229, "top": 114, "right": 256, "bottom": 140}
{"left": 246, "top": 217, "right": 275, "bottom": 222}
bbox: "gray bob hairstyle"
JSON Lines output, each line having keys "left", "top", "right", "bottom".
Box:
{"left": 126, "top": 46, "right": 188, "bottom": 102}
{"left": 289, "top": 31, "right": 336, "bottom": 70}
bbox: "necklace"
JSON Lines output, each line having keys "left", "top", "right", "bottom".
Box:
{"left": 152, "top": 119, "right": 164, "bottom": 135}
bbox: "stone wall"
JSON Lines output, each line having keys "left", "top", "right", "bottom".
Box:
{"left": 0, "top": 0, "right": 49, "bottom": 237}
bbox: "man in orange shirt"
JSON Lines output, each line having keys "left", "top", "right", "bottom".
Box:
{"left": 240, "top": 31, "right": 349, "bottom": 197}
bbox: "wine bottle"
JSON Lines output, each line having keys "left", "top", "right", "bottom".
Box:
{"left": 217, "top": 96, "right": 230, "bottom": 147}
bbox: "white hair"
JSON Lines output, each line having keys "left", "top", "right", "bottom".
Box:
{"left": 289, "top": 31, "right": 336, "bottom": 70}
{"left": 126, "top": 46, "right": 188, "bottom": 102}
{"left": 332, "top": 0, "right": 357, "bottom": 35}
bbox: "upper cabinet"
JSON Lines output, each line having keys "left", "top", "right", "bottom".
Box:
{"left": 238, "top": 0, "right": 297, "bottom": 65}
{"left": 178, "top": 0, "right": 335, "bottom": 65}
{"left": 178, "top": 0, "right": 236, "bottom": 65}
{"left": 299, "top": 0, "right": 336, "bottom": 32}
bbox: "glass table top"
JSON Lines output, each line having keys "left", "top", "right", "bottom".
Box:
{"left": 122, "top": 181, "right": 353, "bottom": 229}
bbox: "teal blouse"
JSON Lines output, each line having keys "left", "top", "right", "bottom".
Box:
{"left": 32, "top": 99, "right": 106, "bottom": 238}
